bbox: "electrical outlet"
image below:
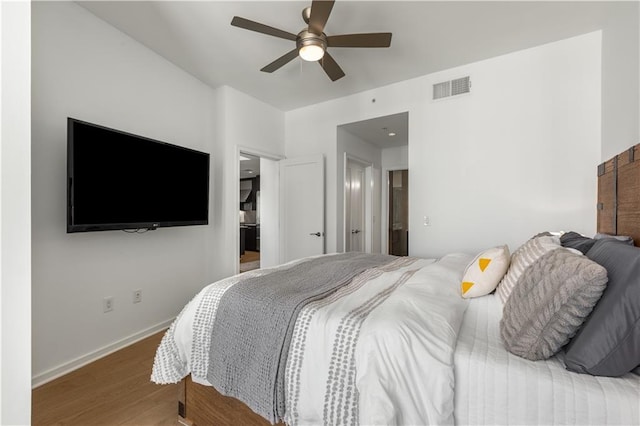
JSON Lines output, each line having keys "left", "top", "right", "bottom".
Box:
{"left": 423, "top": 215, "right": 431, "bottom": 226}
{"left": 103, "top": 296, "right": 114, "bottom": 313}
{"left": 133, "top": 289, "right": 142, "bottom": 304}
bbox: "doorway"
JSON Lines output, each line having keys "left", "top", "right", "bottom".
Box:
{"left": 236, "top": 149, "right": 324, "bottom": 272}
{"left": 388, "top": 169, "right": 409, "bottom": 256}
{"left": 338, "top": 111, "right": 409, "bottom": 255}
{"left": 239, "top": 152, "right": 261, "bottom": 272}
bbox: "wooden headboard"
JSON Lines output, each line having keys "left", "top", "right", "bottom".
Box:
{"left": 597, "top": 143, "right": 640, "bottom": 244}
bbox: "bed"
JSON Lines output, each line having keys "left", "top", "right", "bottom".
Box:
{"left": 152, "top": 143, "right": 640, "bottom": 425}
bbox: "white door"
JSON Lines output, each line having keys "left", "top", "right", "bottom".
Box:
{"left": 279, "top": 155, "right": 324, "bottom": 263}
{"left": 345, "top": 160, "right": 365, "bottom": 252}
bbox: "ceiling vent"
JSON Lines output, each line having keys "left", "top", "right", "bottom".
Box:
{"left": 433, "top": 76, "right": 471, "bottom": 100}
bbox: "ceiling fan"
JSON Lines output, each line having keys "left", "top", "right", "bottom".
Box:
{"left": 231, "top": 0, "right": 392, "bottom": 81}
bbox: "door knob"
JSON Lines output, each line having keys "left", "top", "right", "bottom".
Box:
{"left": 351, "top": 229, "right": 361, "bottom": 234}
{"left": 309, "top": 232, "right": 322, "bottom": 237}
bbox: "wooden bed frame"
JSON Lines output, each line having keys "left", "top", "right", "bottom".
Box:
{"left": 177, "top": 142, "right": 640, "bottom": 426}
{"left": 179, "top": 376, "right": 283, "bottom": 426}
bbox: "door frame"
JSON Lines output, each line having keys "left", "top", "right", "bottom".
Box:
{"left": 343, "top": 153, "right": 374, "bottom": 253}
{"left": 235, "top": 145, "right": 284, "bottom": 274}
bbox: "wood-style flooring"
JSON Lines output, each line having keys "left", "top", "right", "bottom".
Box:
{"left": 32, "top": 331, "right": 177, "bottom": 425}
{"left": 240, "top": 250, "right": 260, "bottom": 264}
{"left": 240, "top": 250, "right": 261, "bottom": 272}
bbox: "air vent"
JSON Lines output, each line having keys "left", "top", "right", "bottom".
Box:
{"left": 433, "top": 76, "right": 471, "bottom": 100}
{"left": 433, "top": 81, "right": 451, "bottom": 100}
{"left": 451, "top": 76, "right": 470, "bottom": 95}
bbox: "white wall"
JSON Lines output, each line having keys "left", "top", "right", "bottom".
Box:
{"left": 1, "top": 2, "right": 32, "bottom": 423}
{"left": 31, "top": 2, "right": 224, "bottom": 384}
{"left": 412, "top": 32, "right": 601, "bottom": 256}
{"left": 382, "top": 146, "right": 409, "bottom": 171}
{"left": 286, "top": 31, "right": 602, "bottom": 258}
{"left": 601, "top": 2, "right": 639, "bottom": 160}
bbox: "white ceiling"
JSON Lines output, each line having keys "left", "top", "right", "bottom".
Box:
{"left": 79, "top": 1, "right": 621, "bottom": 112}
{"left": 340, "top": 111, "right": 408, "bottom": 148}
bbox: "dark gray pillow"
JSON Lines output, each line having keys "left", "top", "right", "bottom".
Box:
{"left": 564, "top": 239, "right": 640, "bottom": 376}
{"left": 500, "top": 249, "right": 607, "bottom": 361}
{"left": 560, "top": 231, "right": 597, "bottom": 254}
{"left": 594, "top": 233, "right": 635, "bottom": 246}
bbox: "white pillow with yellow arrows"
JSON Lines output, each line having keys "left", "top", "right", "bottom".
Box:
{"left": 461, "top": 245, "right": 510, "bottom": 298}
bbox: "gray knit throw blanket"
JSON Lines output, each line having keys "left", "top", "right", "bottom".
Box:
{"left": 206, "top": 252, "right": 396, "bottom": 423}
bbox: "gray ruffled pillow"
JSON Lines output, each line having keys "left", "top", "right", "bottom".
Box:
{"left": 500, "top": 249, "right": 607, "bottom": 361}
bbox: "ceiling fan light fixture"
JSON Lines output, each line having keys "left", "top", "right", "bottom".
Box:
{"left": 299, "top": 44, "right": 325, "bottom": 61}
{"left": 297, "top": 30, "right": 327, "bottom": 61}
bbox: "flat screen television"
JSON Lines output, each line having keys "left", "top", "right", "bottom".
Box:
{"left": 67, "top": 118, "right": 210, "bottom": 233}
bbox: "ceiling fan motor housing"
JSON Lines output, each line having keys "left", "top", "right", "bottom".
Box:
{"left": 302, "top": 6, "right": 312, "bottom": 24}
{"left": 296, "top": 30, "right": 327, "bottom": 54}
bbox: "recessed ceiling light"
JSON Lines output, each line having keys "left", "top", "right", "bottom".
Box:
{"left": 388, "top": 132, "right": 396, "bottom": 137}
{"left": 243, "top": 169, "right": 254, "bottom": 174}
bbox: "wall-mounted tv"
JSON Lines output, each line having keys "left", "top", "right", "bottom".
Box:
{"left": 67, "top": 118, "right": 210, "bottom": 233}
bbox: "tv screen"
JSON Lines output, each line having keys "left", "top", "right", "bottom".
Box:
{"left": 67, "top": 118, "right": 210, "bottom": 233}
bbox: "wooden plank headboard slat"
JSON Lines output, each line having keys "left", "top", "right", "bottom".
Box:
{"left": 597, "top": 143, "right": 640, "bottom": 244}
{"left": 616, "top": 145, "right": 640, "bottom": 245}
{"left": 597, "top": 163, "right": 616, "bottom": 235}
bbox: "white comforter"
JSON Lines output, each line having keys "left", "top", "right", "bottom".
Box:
{"left": 152, "top": 253, "right": 472, "bottom": 425}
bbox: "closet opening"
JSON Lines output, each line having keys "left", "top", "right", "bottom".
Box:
{"left": 388, "top": 169, "right": 409, "bottom": 256}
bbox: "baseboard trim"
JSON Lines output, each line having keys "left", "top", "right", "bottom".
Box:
{"left": 32, "top": 318, "right": 174, "bottom": 388}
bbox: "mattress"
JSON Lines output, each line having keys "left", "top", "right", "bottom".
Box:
{"left": 454, "top": 295, "right": 640, "bottom": 425}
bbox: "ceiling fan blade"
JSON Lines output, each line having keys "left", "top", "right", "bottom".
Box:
{"left": 260, "top": 49, "right": 299, "bottom": 73}
{"left": 308, "top": 0, "right": 335, "bottom": 35}
{"left": 318, "top": 52, "right": 345, "bottom": 81}
{"left": 327, "top": 33, "right": 392, "bottom": 48}
{"left": 231, "top": 16, "right": 297, "bottom": 41}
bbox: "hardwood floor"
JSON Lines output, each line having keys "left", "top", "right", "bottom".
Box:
{"left": 240, "top": 250, "right": 260, "bottom": 264}
{"left": 240, "top": 250, "right": 260, "bottom": 272}
{"left": 32, "top": 331, "right": 177, "bottom": 425}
